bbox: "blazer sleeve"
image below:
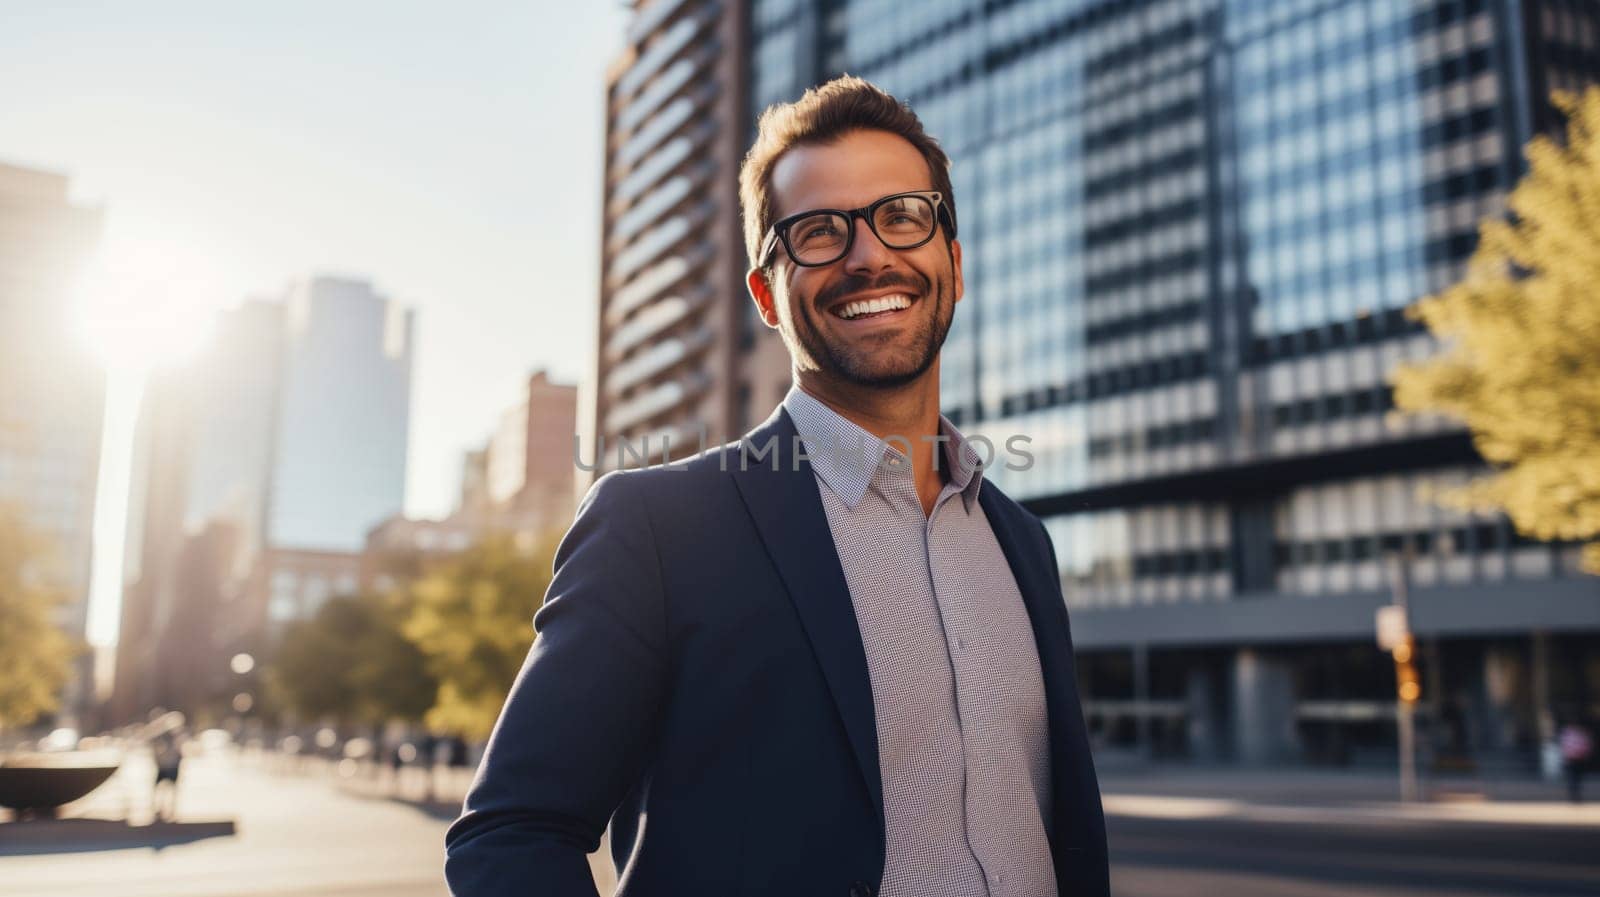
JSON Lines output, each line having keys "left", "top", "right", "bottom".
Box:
{"left": 445, "top": 472, "right": 668, "bottom": 896}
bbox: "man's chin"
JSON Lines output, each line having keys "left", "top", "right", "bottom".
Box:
{"left": 834, "top": 353, "right": 936, "bottom": 388}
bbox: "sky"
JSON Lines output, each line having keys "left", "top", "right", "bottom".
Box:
{"left": 0, "top": 1, "right": 628, "bottom": 644}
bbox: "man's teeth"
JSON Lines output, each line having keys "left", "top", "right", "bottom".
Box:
{"left": 836, "top": 294, "right": 913, "bottom": 319}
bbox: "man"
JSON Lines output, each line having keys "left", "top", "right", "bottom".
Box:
{"left": 446, "top": 76, "right": 1108, "bottom": 897}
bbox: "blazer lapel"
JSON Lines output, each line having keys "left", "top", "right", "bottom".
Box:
{"left": 979, "top": 486, "right": 1084, "bottom": 852}
{"left": 730, "top": 408, "right": 884, "bottom": 830}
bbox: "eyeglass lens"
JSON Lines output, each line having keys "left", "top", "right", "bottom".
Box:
{"left": 786, "top": 195, "right": 936, "bottom": 265}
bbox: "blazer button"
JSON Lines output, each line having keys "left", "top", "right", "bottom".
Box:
{"left": 849, "top": 883, "right": 875, "bottom": 897}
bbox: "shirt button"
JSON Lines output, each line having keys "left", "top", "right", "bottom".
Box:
{"left": 990, "top": 872, "right": 1002, "bottom": 885}
{"left": 956, "top": 637, "right": 967, "bottom": 650}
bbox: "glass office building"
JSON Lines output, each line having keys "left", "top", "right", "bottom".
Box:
{"left": 743, "top": 0, "right": 1600, "bottom": 767}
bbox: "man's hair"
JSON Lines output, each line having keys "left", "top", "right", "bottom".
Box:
{"left": 739, "top": 75, "right": 956, "bottom": 272}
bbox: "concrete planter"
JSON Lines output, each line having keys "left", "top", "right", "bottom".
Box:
{"left": 0, "top": 751, "right": 121, "bottom": 817}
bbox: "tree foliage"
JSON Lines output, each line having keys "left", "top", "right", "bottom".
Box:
{"left": 267, "top": 590, "right": 435, "bottom": 726}
{"left": 403, "top": 533, "right": 556, "bottom": 740}
{"left": 1393, "top": 88, "right": 1600, "bottom": 572}
{"left": 0, "top": 504, "right": 80, "bottom": 729}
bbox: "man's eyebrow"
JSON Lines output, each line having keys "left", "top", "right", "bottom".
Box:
{"left": 786, "top": 191, "right": 925, "bottom": 213}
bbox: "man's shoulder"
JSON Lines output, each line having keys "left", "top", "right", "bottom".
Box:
{"left": 582, "top": 408, "right": 799, "bottom": 504}
{"left": 579, "top": 437, "right": 753, "bottom": 511}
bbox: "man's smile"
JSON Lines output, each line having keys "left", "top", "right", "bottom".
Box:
{"left": 827, "top": 290, "right": 920, "bottom": 322}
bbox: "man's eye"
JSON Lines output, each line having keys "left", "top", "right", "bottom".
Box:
{"left": 796, "top": 223, "right": 839, "bottom": 242}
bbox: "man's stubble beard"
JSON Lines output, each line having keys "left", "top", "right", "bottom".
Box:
{"left": 781, "top": 267, "right": 956, "bottom": 390}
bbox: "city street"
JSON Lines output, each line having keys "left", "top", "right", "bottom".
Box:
{"left": 4, "top": 751, "right": 1598, "bottom": 896}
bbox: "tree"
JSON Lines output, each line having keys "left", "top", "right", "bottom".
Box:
{"left": 268, "top": 597, "right": 364, "bottom": 723}
{"left": 403, "top": 533, "right": 556, "bottom": 740}
{"left": 0, "top": 504, "right": 80, "bottom": 729}
{"left": 351, "top": 590, "right": 437, "bottom": 724}
{"left": 267, "top": 590, "right": 436, "bottom": 726}
{"left": 1393, "top": 88, "right": 1600, "bottom": 573}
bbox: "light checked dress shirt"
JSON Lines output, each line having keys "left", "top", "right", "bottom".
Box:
{"left": 782, "top": 386, "right": 1057, "bottom": 897}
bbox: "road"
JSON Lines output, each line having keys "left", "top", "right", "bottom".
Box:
{"left": 1109, "top": 812, "right": 1600, "bottom": 897}
{"left": 4, "top": 752, "right": 1596, "bottom": 896}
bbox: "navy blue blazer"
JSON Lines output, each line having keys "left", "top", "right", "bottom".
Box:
{"left": 445, "top": 407, "right": 1108, "bottom": 897}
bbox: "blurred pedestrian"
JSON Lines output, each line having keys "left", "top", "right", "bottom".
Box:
{"left": 447, "top": 734, "right": 468, "bottom": 770}
{"left": 419, "top": 732, "right": 439, "bottom": 801}
{"left": 443, "top": 734, "right": 470, "bottom": 801}
{"left": 1559, "top": 720, "right": 1592, "bottom": 803}
{"left": 151, "top": 731, "right": 184, "bottom": 822}
{"left": 387, "top": 741, "right": 406, "bottom": 794}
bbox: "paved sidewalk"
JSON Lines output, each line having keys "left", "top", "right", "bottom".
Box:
{"left": 311, "top": 756, "right": 617, "bottom": 892}
{"left": 0, "top": 749, "right": 451, "bottom": 897}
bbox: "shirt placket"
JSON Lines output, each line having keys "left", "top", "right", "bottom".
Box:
{"left": 871, "top": 462, "right": 991, "bottom": 897}
{"left": 925, "top": 480, "right": 1004, "bottom": 897}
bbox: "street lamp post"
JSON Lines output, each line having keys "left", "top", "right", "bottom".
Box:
{"left": 1380, "top": 553, "right": 1422, "bottom": 802}
{"left": 228, "top": 653, "right": 255, "bottom": 726}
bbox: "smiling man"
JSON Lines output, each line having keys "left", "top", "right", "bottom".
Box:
{"left": 445, "top": 76, "right": 1108, "bottom": 897}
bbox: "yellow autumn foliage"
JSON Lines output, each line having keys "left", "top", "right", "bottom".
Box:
{"left": 0, "top": 504, "right": 80, "bottom": 729}
{"left": 402, "top": 532, "right": 559, "bottom": 740}
{"left": 1393, "top": 88, "right": 1600, "bottom": 573}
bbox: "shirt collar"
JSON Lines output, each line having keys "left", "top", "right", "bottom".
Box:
{"left": 782, "top": 386, "right": 986, "bottom": 511}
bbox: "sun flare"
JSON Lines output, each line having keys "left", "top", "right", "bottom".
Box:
{"left": 76, "top": 235, "right": 229, "bottom": 374}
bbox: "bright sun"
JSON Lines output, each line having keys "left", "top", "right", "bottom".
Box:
{"left": 76, "top": 235, "right": 229, "bottom": 374}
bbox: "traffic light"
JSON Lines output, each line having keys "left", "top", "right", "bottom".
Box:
{"left": 1393, "top": 635, "right": 1421, "bottom": 704}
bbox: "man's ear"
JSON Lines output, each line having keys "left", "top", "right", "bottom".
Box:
{"left": 746, "top": 267, "right": 781, "bottom": 328}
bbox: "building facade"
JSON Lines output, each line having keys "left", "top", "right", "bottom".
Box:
{"left": 487, "top": 370, "right": 579, "bottom": 518}
{"left": 363, "top": 371, "right": 580, "bottom": 597}
{"left": 114, "top": 279, "right": 414, "bottom": 723}
{"left": 735, "top": 0, "right": 1600, "bottom": 769}
{"left": 589, "top": 0, "right": 792, "bottom": 488}
{"left": 0, "top": 162, "right": 106, "bottom": 726}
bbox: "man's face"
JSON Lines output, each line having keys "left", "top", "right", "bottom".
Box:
{"left": 748, "top": 129, "right": 963, "bottom": 390}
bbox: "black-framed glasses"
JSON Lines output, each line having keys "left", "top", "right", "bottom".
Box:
{"left": 758, "top": 190, "right": 957, "bottom": 268}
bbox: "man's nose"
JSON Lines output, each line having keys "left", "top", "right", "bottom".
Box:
{"left": 842, "top": 213, "right": 899, "bottom": 274}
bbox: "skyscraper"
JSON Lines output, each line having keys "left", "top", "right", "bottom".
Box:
{"left": 184, "top": 301, "right": 284, "bottom": 574}
{"left": 590, "top": 0, "right": 792, "bottom": 485}
{"left": 268, "top": 276, "right": 413, "bottom": 553}
{"left": 0, "top": 161, "right": 106, "bottom": 725}
{"left": 113, "top": 278, "right": 413, "bottom": 721}
{"left": 595, "top": 0, "right": 1600, "bottom": 768}
{"left": 113, "top": 302, "right": 285, "bottom": 722}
